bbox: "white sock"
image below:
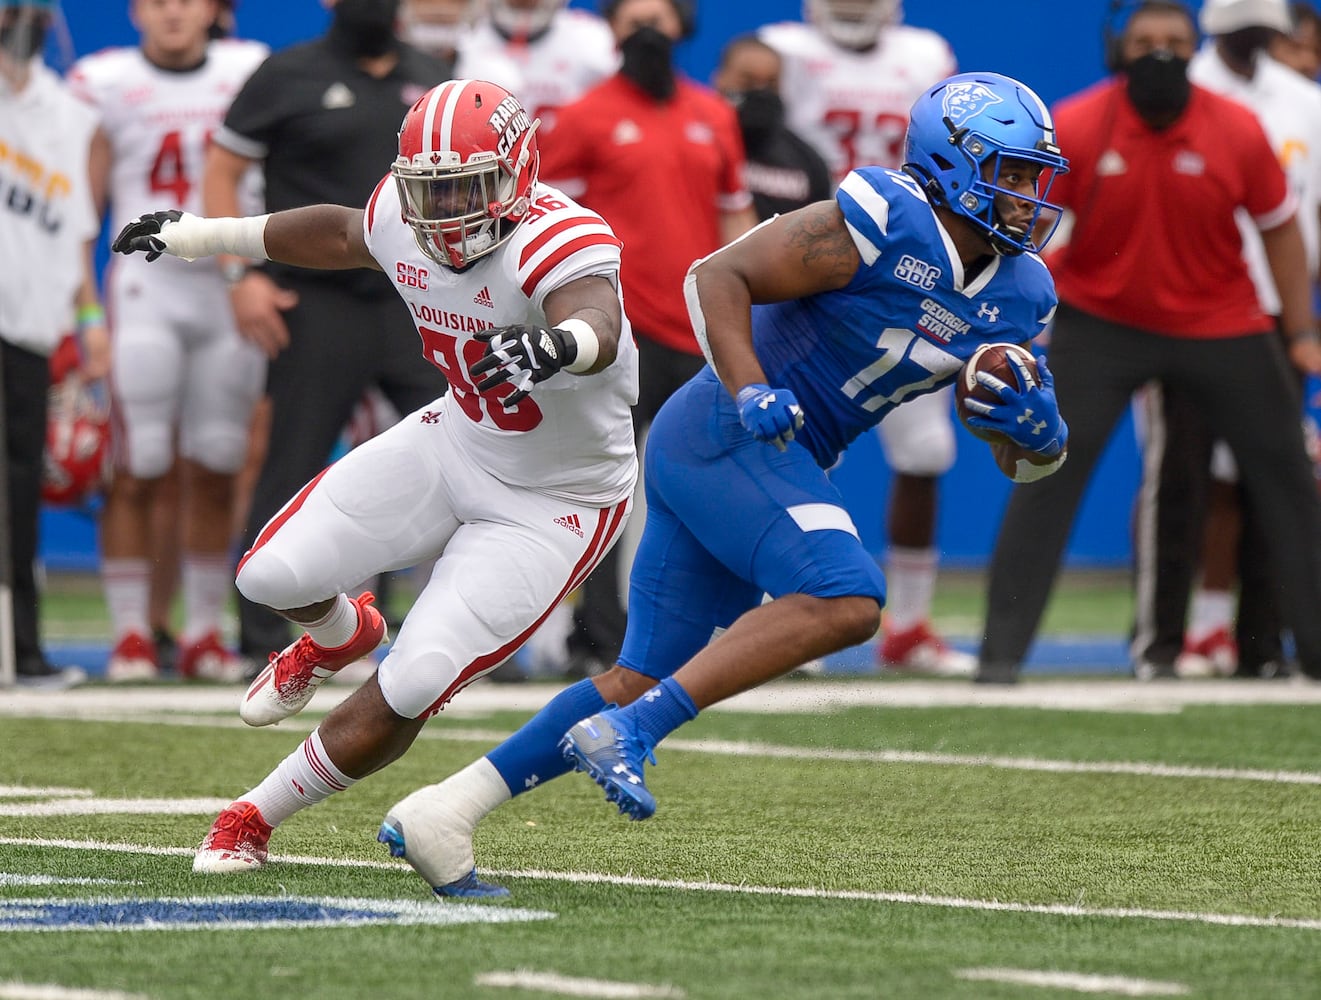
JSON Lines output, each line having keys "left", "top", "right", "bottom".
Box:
{"left": 304, "top": 593, "right": 359, "bottom": 649}
{"left": 180, "top": 551, "right": 232, "bottom": 644}
{"left": 103, "top": 557, "right": 151, "bottom": 639}
{"left": 884, "top": 546, "right": 938, "bottom": 632}
{"left": 1188, "top": 589, "right": 1233, "bottom": 642}
{"left": 243, "top": 728, "right": 358, "bottom": 827}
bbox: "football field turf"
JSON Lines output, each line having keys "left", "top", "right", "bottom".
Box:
{"left": 3, "top": 677, "right": 1321, "bottom": 999}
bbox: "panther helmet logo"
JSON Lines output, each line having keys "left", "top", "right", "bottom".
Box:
{"left": 941, "top": 82, "right": 1004, "bottom": 128}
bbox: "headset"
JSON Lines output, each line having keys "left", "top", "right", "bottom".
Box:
{"left": 599, "top": 0, "right": 697, "bottom": 40}
{"left": 1102, "top": 0, "right": 1197, "bottom": 73}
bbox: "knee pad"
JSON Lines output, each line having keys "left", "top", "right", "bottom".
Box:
{"left": 119, "top": 425, "right": 175, "bottom": 479}
{"left": 235, "top": 546, "right": 306, "bottom": 610}
{"left": 181, "top": 423, "right": 250, "bottom": 475}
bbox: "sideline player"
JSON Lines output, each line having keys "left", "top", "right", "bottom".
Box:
{"left": 377, "top": 72, "right": 1071, "bottom": 897}
{"left": 112, "top": 79, "right": 638, "bottom": 884}
{"left": 69, "top": 0, "right": 268, "bottom": 681}
{"left": 761, "top": 0, "right": 970, "bottom": 674}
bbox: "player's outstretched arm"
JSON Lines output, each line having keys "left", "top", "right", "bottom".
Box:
{"left": 111, "top": 205, "right": 377, "bottom": 272}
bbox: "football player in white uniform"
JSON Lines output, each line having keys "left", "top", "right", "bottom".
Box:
{"left": 455, "top": 0, "right": 617, "bottom": 130}
{"left": 761, "top": 0, "right": 972, "bottom": 675}
{"left": 112, "top": 79, "right": 639, "bottom": 886}
{"left": 68, "top": 0, "right": 268, "bottom": 683}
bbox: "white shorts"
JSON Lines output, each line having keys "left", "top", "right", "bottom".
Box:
{"left": 235, "top": 398, "right": 631, "bottom": 720}
{"left": 107, "top": 256, "right": 265, "bottom": 478}
{"left": 875, "top": 385, "right": 956, "bottom": 476}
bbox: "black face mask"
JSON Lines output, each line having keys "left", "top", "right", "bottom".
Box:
{"left": 329, "top": 0, "right": 401, "bottom": 59}
{"left": 1125, "top": 50, "right": 1191, "bottom": 126}
{"left": 732, "top": 88, "right": 785, "bottom": 148}
{"left": 620, "top": 26, "right": 675, "bottom": 100}
{"left": 1220, "top": 26, "right": 1277, "bottom": 65}
{"left": 0, "top": 17, "right": 47, "bottom": 62}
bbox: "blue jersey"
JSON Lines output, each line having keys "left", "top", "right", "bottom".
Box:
{"left": 750, "top": 166, "right": 1058, "bottom": 468}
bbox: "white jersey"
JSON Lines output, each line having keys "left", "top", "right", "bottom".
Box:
{"left": 68, "top": 39, "right": 268, "bottom": 275}
{"left": 759, "top": 20, "right": 955, "bottom": 184}
{"left": 0, "top": 62, "right": 101, "bottom": 356}
{"left": 364, "top": 178, "right": 639, "bottom": 505}
{"left": 1191, "top": 46, "right": 1321, "bottom": 315}
{"left": 456, "top": 10, "right": 617, "bottom": 129}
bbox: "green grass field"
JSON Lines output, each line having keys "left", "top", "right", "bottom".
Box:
{"left": 4, "top": 675, "right": 1321, "bottom": 999}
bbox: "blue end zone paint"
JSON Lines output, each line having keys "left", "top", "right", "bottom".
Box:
{"left": 0, "top": 896, "right": 554, "bottom": 932}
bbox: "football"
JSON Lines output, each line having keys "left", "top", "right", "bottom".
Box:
{"left": 955, "top": 342, "right": 1040, "bottom": 443}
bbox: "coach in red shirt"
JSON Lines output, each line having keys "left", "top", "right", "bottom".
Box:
{"left": 976, "top": 0, "right": 1321, "bottom": 684}
{"left": 537, "top": 0, "right": 756, "bottom": 677}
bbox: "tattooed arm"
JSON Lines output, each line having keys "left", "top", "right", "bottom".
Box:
{"left": 685, "top": 200, "right": 860, "bottom": 398}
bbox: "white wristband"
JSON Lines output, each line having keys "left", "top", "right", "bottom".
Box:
{"left": 558, "top": 317, "right": 600, "bottom": 374}
{"left": 1012, "top": 449, "right": 1067, "bottom": 483}
{"left": 159, "top": 211, "right": 270, "bottom": 263}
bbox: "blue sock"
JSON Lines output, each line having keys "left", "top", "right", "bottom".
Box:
{"left": 625, "top": 676, "right": 699, "bottom": 747}
{"left": 487, "top": 678, "right": 607, "bottom": 796}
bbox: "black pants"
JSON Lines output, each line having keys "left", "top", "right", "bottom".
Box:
{"left": 567, "top": 334, "right": 707, "bottom": 664}
{"left": 2, "top": 339, "right": 53, "bottom": 673}
{"left": 237, "top": 278, "right": 448, "bottom": 658}
{"left": 980, "top": 304, "right": 1321, "bottom": 677}
{"left": 1133, "top": 379, "right": 1285, "bottom": 671}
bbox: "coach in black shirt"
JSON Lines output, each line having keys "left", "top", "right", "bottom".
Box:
{"left": 205, "top": 0, "right": 452, "bottom": 664}
{"left": 714, "top": 35, "right": 832, "bottom": 222}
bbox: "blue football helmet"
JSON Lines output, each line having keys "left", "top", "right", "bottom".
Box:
{"left": 903, "top": 72, "right": 1069, "bottom": 257}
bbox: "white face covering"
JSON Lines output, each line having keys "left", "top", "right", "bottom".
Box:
{"left": 403, "top": 20, "right": 462, "bottom": 54}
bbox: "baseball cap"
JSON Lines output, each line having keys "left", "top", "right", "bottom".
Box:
{"left": 1199, "top": 0, "right": 1292, "bottom": 34}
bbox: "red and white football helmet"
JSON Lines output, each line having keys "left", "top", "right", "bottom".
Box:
{"left": 392, "top": 78, "right": 541, "bottom": 269}
{"left": 43, "top": 372, "right": 110, "bottom": 508}
{"left": 805, "top": 0, "right": 900, "bottom": 50}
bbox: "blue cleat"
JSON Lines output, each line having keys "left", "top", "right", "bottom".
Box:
{"left": 560, "top": 710, "right": 658, "bottom": 820}
{"left": 377, "top": 811, "right": 509, "bottom": 900}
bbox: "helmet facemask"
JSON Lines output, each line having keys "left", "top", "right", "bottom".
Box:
{"left": 944, "top": 135, "right": 1065, "bottom": 257}
{"left": 392, "top": 89, "right": 540, "bottom": 270}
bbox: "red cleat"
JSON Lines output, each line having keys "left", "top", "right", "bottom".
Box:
{"left": 193, "top": 801, "right": 273, "bottom": 874}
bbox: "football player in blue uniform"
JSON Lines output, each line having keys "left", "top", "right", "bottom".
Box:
{"left": 379, "top": 71, "right": 1070, "bottom": 897}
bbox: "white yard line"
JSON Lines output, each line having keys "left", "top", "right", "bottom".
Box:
{"left": 956, "top": 967, "right": 1190, "bottom": 996}
{"left": 5, "top": 677, "right": 1321, "bottom": 721}
{"left": 0, "top": 985, "right": 150, "bottom": 1000}
{"left": 474, "top": 970, "right": 685, "bottom": 998}
{"left": 3, "top": 837, "right": 1320, "bottom": 933}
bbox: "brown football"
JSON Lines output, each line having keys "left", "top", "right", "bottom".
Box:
{"left": 955, "top": 342, "right": 1039, "bottom": 444}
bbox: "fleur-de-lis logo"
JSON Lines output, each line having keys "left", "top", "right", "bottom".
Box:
{"left": 942, "top": 83, "right": 1004, "bottom": 128}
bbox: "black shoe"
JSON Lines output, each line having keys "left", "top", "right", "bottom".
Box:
{"left": 153, "top": 628, "right": 179, "bottom": 675}
{"left": 15, "top": 658, "right": 88, "bottom": 690}
{"left": 973, "top": 662, "right": 1019, "bottom": 684}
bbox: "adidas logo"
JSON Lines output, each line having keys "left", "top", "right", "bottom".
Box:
{"left": 473, "top": 286, "right": 494, "bottom": 308}
{"left": 554, "top": 513, "right": 584, "bottom": 538}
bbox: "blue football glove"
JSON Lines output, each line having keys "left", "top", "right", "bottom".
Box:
{"left": 963, "top": 354, "right": 1068, "bottom": 456}
{"left": 736, "top": 383, "right": 804, "bottom": 452}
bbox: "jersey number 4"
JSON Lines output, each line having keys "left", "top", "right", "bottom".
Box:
{"left": 149, "top": 129, "right": 208, "bottom": 204}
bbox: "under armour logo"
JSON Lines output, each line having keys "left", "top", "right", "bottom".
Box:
{"left": 758, "top": 393, "right": 777, "bottom": 409}
{"left": 1017, "top": 410, "right": 1047, "bottom": 435}
{"left": 612, "top": 763, "right": 641, "bottom": 784}
{"left": 525, "top": 774, "right": 540, "bottom": 789}
{"left": 420, "top": 410, "right": 441, "bottom": 424}
{"left": 978, "top": 303, "right": 1000, "bottom": 322}
{"left": 643, "top": 687, "right": 663, "bottom": 703}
